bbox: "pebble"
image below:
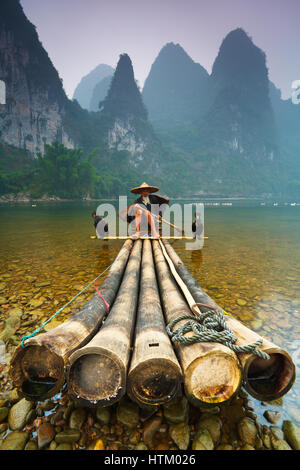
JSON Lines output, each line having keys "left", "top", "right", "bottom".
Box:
{"left": 169, "top": 423, "right": 190, "bottom": 450}
{"left": 135, "top": 443, "right": 148, "bottom": 450}
{"left": 216, "top": 444, "right": 233, "bottom": 450}
{"left": 263, "top": 410, "right": 281, "bottom": 424}
{"left": 142, "top": 415, "right": 163, "bottom": 444}
{"left": 0, "top": 407, "right": 8, "bottom": 423}
{"left": 237, "top": 417, "right": 257, "bottom": 446}
{"left": 8, "top": 398, "right": 34, "bottom": 431}
{"left": 282, "top": 420, "right": 300, "bottom": 450}
{"left": 96, "top": 406, "right": 111, "bottom": 425}
{"left": 1, "top": 431, "right": 29, "bottom": 450}
{"left": 56, "top": 443, "right": 72, "bottom": 450}
{"left": 38, "top": 423, "right": 55, "bottom": 449}
{"left": 240, "top": 444, "right": 255, "bottom": 450}
{"left": 69, "top": 408, "right": 86, "bottom": 430}
{"left": 192, "top": 428, "right": 214, "bottom": 450}
{"left": 271, "top": 436, "right": 292, "bottom": 450}
{"left": 270, "top": 426, "right": 284, "bottom": 441}
{"left": 25, "top": 440, "right": 38, "bottom": 450}
{"left": 116, "top": 398, "right": 139, "bottom": 428}
{"left": 197, "top": 415, "right": 222, "bottom": 445}
{"left": 55, "top": 430, "right": 80, "bottom": 444}
{"left": 163, "top": 396, "right": 189, "bottom": 424}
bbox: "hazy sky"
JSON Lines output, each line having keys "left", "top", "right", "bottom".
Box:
{"left": 20, "top": 0, "right": 300, "bottom": 100}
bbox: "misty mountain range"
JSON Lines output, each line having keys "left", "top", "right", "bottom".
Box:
{"left": 0, "top": 0, "right": 299, "bottom": 199}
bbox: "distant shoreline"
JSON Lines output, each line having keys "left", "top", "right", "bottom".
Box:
{"left": 0, "top": 192, "right": 297, "bottom": 204}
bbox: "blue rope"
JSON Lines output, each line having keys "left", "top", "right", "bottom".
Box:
{"left": 20, "top": 262, "right": 113, "bottom": 348}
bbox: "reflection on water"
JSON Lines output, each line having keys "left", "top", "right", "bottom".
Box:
{"left": 0, "top": 201, "right": 299, "bottom": 425}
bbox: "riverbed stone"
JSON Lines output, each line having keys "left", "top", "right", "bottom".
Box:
{"left": 69, "top": 408, "right": 86, "bottom": 430}
{"left": 116, "top": 399, "right": 139, "bottom": 428}
{"left": 282, "top": 420, "right": 300, "bottom": 450}
{"left": 135, "top": 443, "right": 148, "bottom": 450}
{"left": 270, "top": 426, "right": 284, "bottom": 440}
{"left": 237, "top": 417, "right": 257, "bottom": 446}
{"left": 271, "top": 436, "right": 291, "bottom": 450}
{"left": 0, "top": 407, "right": 8, "bottom": 422}
{"left": 56, "top": 443, "right": 72, "bottom": 450}
{"left": 163, "top": 396, "right": 189, "bottom": 424}
{"left": 96, "top": 406, "right": 111, "bottom": 425}
{"left": 8, "top": 398, "right": 34, "bottom": 431}
{"left": 240, "top": 444, "right": 255, "bottom": 450}
{"left": 196, "top": 414, "right": 222, "bottom": 445}
{"left": 192, "top": 428, "right": 214, "bottom": 450}
{"left": 1, "top": 431, "right": 29, "bottom": 450}
{"left": 216, "top": 444, "right": 233, "bottom": 450}
{"left": 28, "top": 298, "right": 45, "bottom": 308}
{"left": 38, "top": 423, "right": 55, "bottom": 449}
{"left": 264, "top": 410, "right": 281, "bottom": 424}
{"left": 55, "top": 430, "right": 80, "bottom": 444}
{"left": 261, "top": 425, "right": 272, "bottom": 449}
{"left": 142, "top": 415, "right": 162, "bottom": 444}
{"left": 169, "top": 423, "right": 190, "bottom": 450}
{"left": 25, "top": 440, "right": 38, "bottom": 450}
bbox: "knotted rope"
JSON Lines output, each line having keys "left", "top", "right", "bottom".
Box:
{"left": 166, "top": 304, "right": 270, "bottom": 360}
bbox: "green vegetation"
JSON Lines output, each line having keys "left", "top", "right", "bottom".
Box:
{"left": 0, "top": 142, "right": 143, "bottom": 199}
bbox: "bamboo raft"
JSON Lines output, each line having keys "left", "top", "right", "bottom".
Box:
{"left": 10, "top": 239, "right": 296, "bottom": 407}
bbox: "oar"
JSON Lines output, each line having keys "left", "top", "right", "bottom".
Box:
{"left": 135, "top": 204, "right": 185, "bottom": 235}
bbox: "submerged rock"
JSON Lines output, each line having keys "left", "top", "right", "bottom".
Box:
{"left": 8, "top": 398, "right": 34, "bottom": 431}
{"left": 37, "top": 423, "right": 55, "bottom": 449}
{"left": 0, "top": 407, "right": 8, "bottom": 423}
{"left": 55, "top": 430, "right": 80, "bottom": 444}
{"left": 282, "top": 420, "right": 300, "bottom": 450}
{"left": 192, "top": 428, "right": 214, "bottom": 450}
{"left": 163, "top": 396, "right": 189, "bottom": 424}
{"left": 69, "top": 408, "right": 86, "bottom": 430}
{"left": 96, "top": 406, "right": 111, "bottom": 425}
{"left": 142, "top": 415, "right": 162, "bottom": 444}
{"left": 237, "top": 417, "right": 257, "bottom": 446}
{"left": 116, "top": 398, "right": 139, "bottom": 428}
{"left": 169, "top": 422, "right": 190, "bottom": 450}
{"left": 1, "top": 431, "right": 29, "bottom": 450}
{"left": 263, "top": 410, "right": 281, "bottom": 424}
{"left": 197, "top": 414, "right": 222, "bottom": 445}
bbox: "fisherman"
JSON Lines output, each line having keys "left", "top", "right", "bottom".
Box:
{"left": 92, "top": 211, "right": 109, "bottom": 239}
{"left": 124, "top": 182, "right": 169, "bottom": 238}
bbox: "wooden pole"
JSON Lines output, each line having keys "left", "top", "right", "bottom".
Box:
{"left": 127, "top": 239, "right": 183, "bottom": 406}
{"left": 152, "top": 240, "right": 242, "bottom": 407}
{"left": 67, "top": 240, "right": 142, "bottom": 407}
{"left": 10, "top": 239, "right": 133, "bottom": 400}
{"left": 162, "top": 240, "right": 296, "bottom": 401}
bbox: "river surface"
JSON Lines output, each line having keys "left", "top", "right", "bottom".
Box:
{"left": 0, "top": 200, "right": 300, "bottom": 427}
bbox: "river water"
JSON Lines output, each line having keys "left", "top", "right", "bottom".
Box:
{"left": 0, "top": 200, "right": 299, "bottom": 427}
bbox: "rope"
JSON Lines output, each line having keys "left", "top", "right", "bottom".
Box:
{"left": 93, "top": 280, "right": 110, "bottom": 313}
{"left": 159, "top": 241, "right": 270, "bottom": 360}
{"left": 166, "top": 307, "right": 270, "bottom": 360}
{"left": 20, "top": 262, "right": 114, "bottom": 348}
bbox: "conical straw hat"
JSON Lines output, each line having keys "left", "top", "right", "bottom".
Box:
{"left": 130, "top": 182, "right": 159, "bottom": 194}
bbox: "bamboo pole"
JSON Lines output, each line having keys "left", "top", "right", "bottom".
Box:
{"left": 152, "top": 240, "right": 242, "bottom": 407}
{"left": 67, "top": 240, "right": 142, "bottom": 407}
{"left": 10, "top": 239, "right": 133, "bottom": 400}
{"left": 127, "top": 239, "right": 183, "bottom": 406}
{"left": 162, "top": 240, "right": 296, "bottom": 401}
{"left": 100, "top": 236, "right": 208, "bottom": 240}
